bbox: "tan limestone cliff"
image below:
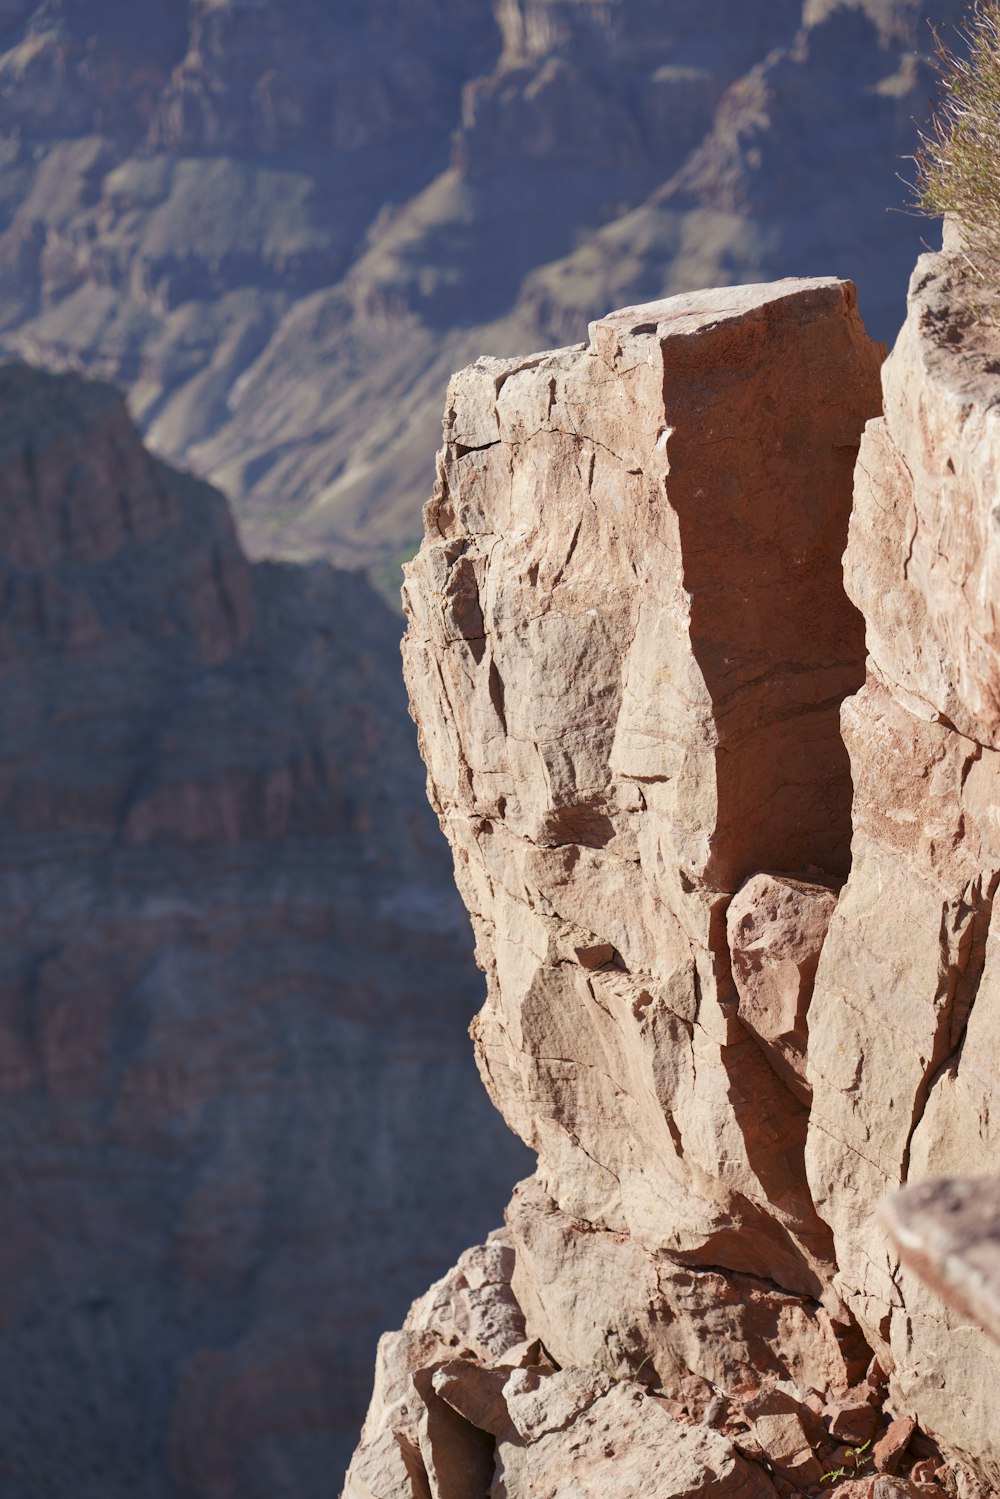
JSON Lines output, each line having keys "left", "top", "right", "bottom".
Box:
{"left": 347, "top": 252, "right": 1000, "bottom": 1497}
{"left": 346, "top": 278, "right": 887, "bottom": 1497}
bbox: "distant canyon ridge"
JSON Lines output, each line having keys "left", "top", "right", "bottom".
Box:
{"left": 0, "top": 0, "right": 968, "bottom": 581}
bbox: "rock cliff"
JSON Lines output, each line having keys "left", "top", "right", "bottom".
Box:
{"left": 0, "top": 364, "right": 528, "bottom": 1497}
{"left": 806, "top": 239, "right": 1000, "bottom": 1479}
{"left": 0, "top": 0, "right": 967, "bottom": 577}
{"left": 346, "top": 252, "right": 1000, "bottom": 1495}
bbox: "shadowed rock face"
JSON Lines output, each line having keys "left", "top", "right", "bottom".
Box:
{"left": 0, "top": 0, "right": 968, "bottom": 576}
{"left": 0, "top": 363, "right": 529, "bottom": 1498}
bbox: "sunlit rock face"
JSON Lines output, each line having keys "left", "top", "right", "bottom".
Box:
{"left": 401, "top": 277, "right": 882, "bottom": 1304}
{"left": 0, "top": 363, "right": 529, "bottom": 1497}
{"left": 349, "top": 253, "right": 1000, "bottom": 1496}
{"left": 0, "top": 0, "right": 966, "bottom": 575}
{"left": 345, "top": 277, "right": 894, "bottom": 1497}
{"left": 806, "top": 246, "right": 1000, "bottom": 1483}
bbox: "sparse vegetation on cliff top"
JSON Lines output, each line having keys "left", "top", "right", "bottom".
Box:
{"left": 916, "top": 1, "right": 1000, "bottom": 271}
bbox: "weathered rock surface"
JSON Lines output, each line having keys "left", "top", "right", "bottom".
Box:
{"left": 403, "top": 275, "right": 881, "bottom": 1311}
{"left": 0, "top": 363, "right": 528, "bottom": 1497}
{"left": 804, "top": 248, "right": 1000, "bottom": 1483}
{"left": 727, "top": 873, "right": 839, "bottom": 1104}
{"left": 345, "top": 278, "right": 894, "bottom": 1496}
{"left": 345, "top": 1234, "right": 780, "bottom": 1499}
{"left": 0, "top": 0, "right": 967, "bottom": 576}
{"left": 349, "top": 252, "right": 1000, "bottom": 1494}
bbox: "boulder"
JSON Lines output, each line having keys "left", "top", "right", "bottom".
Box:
{"left": 727, "top": 873, "right": 840, "bottom": 1103}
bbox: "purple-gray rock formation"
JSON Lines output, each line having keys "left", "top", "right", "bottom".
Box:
{"left": 0, "top": 0, "right": 968, "bottom": 577}
{"left": 0, "top": 362, "right": 528, "bottom": 1497}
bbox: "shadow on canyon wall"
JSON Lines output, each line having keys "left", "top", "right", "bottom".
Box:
{"left": 0, "top": 0, "right": 967, "bottom": 579}
{"left": 0, "top": 363, "right": 530, "bottom": 1496}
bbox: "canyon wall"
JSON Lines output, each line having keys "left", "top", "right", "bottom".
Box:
{"left": 0, "top": 364, "right": 528, "bottom": 1497}
{"left": 345, "top": 252, "right": 1000, "bottom": 1496}
{"left": 0, "top": 0, "right": 965, "bottom": 576}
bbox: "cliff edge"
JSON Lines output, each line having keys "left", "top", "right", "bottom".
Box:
{"left": 345, "top": 252, "right": 1000, "bottom": 1497}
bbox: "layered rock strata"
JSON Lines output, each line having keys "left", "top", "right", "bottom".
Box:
{"left": 0, "top": 364, "right": 528, "bottom": 1497}
{"left": 347, "top": 279, "right": 891, "bottom": 1495}
{"left": 0, "top": 0, "right": 965, "bottom": 573}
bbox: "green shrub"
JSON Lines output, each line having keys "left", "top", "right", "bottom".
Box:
{"left": 916, "top": 1, "right": 1000, "bottom": 272}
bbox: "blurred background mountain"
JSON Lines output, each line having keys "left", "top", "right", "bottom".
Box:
{"left": 0, "top": 362, "right": 531, "bottom": 1498}
{"left": 0, "top": 0, "right": 965, "bottom": 586}
{"left": 0, "top": 1, "right": 967, "bottom": 1496}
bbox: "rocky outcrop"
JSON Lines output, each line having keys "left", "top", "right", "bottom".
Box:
{"left": 0, "top": 0, "right": 966, "bottom": 576}
{"left": 348, "top": 252, "right": 1000, "bottom": 1496}
{"left": 0, "top": 364, "right": 528, "bottom": 1497}
{"left": 805, "top": 245, "right": 1000, "bottom": 1481}
{"left": 401, "top": 277, "right": 881, "bottom": 1309}
{"left": 346, "top": 1232, "right": 786, "bottom": 1499}
{"left": 347, "top": 278, "right": 891, "bottom": 1495}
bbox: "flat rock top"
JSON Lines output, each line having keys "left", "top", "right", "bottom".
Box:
{"left": 592, "top": 276, "right": 854, "bottom": 344}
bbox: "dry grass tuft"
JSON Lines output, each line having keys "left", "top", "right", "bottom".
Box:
{"left": 915, "top": 1, "right": 1000, "bottom": 278}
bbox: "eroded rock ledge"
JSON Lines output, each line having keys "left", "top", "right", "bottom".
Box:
{"left": 346, "top": 261, "right": 1000, "bottom": 1497}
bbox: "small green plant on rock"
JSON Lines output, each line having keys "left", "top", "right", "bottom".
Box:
{"left": 600, "top": 1351, "right": 654, "bottom": 1386}
{"left": 821, "top": 1438, "right": 873, "bottom": 1487}
{"left": 915, "top": 0, "right": 1000, "bottom": 279}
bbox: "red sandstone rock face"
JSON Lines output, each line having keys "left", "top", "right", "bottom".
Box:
{"left": 0, "top": 365, "right": 528, "bottom": 1497}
